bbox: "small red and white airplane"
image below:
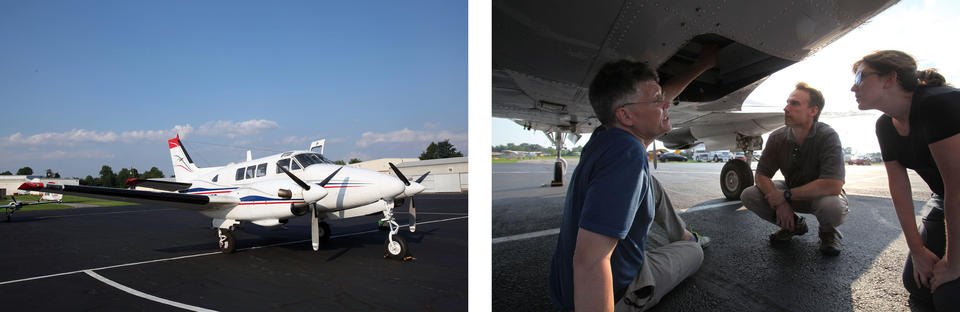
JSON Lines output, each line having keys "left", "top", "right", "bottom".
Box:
{"left": 19, "top": 135, "right": 428, "bottom": 259}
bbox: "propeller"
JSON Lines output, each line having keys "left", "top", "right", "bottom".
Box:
{"left": 388, "top": 163, "right": 430, "bottom": 232}
{"left": 277, "top": 163, "right": 342, "bottom": 251}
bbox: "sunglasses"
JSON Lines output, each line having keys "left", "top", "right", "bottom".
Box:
{"left": 619, "top": 96, "right": 666, "bottom": 108}
{"left": 854, "top": 71, "right": 881, "bottom": 86}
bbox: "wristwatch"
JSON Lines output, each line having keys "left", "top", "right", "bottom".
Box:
{"left": 783, "top": 188, "right": 792, "bottom": 203}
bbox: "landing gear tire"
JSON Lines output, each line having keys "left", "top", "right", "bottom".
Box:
{"left": 385, "top": 235, "right": 409, "bottom": 260}
{"left": 721, "top": 159, "right": 754, "bottom": 200}
{"left": 318, "top": 221, "right": 331, "bottom": 242}
{"left": 218, "top": 229, "right": 236, "bottom": 254}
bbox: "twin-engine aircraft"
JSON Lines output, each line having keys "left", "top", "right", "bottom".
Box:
{"left": 20, "top": 135, "right": 428, "bottom": 259}
{"left": 493, "top": 0, "right": 899, "bottom": 198}
{"left": 1, "top": 194, "right": 61, "bottom": 222}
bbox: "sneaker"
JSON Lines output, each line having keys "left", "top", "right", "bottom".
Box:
{"left": 819, "top": 231, "right": 842, "bottom": 256}
{"left": 769, "top": 215, "right": 808, "bottom": 243}
{"left": 690, "top": 231, "right": 711, "bottom": 248}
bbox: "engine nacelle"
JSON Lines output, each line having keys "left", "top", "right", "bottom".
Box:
{"left": 290, "top": 203, "right": 309, "bottom": 216}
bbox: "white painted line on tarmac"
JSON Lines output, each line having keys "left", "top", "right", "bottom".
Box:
{"left": 492, "top": 228, "right": 560, "bottom": 244}
{"left": 681, "top": 200, "right": 742, "bottom": 213}
{"left": 494, "top": 171, "right": 552, "bottom": 174}
{"left": 84, "top": 270, "right": 217, "bottom": 312}
{"left": 492, "top": 201, "right": 741, "bottom": 245}
{"left": 0, "top": 216, "right": 468, "bottom": 286}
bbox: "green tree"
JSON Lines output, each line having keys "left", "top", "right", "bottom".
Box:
{"left": 333, "top": 160, "right": 346, "bottom": 165}
{"left": 81, "top": 175, "right": 95, "bottom": 186}
{"left": 843, "top": 147, "right": 853, "bottom": 155}
{"left": 420, "top": 140, "right": 463, "bottom": 160}
{"left": 117, "top": 168, "right": 131, "bottom": 187}
{"left": 99, "top": 165, "right": 115, "bottom": 187}
{"left": 45, "top": 169, "right": 53, "bottom": 178}
{"left": 1, "top": 171, "right": 11, "bottom": 175}
{"left": 54, "top": 172, "right": 61, "bottom": 178}
{"left": 16, "top": 167, "right": 33, "bottom": 175}
{"left": 348, "top": 158, "right": 362, "bottom": 164}
{"left": 129, "top": 168, "right": 140, "bottom": 179}
{"left": 142, "top": 167, "right": 165, "bottom": 179}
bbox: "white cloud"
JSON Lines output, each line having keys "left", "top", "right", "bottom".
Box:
{"left": 3, "top": 125, "right": 193, "bottom": 146}
{"left": 1, "top": 119, "right": 279, "bottom": 147}
{"left": 355, "top": 128, "right": 468, "bottom": 147}
{"left": 197, "top": 120, "right": 278, "bottom": 138}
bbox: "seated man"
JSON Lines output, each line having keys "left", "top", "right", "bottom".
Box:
{"left": 740, "top": 82, "right": 848, "bottom": 256}
{"left": 549, "top": 49, "right": 715, "bottom": 312}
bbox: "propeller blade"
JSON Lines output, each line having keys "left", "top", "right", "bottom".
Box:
{"left": 311, "top": 205, "right": 320, "bottom": 251}
{"left": 277, "top": 162, "right": 311, "bottom": 190}
{"left": 409, "top": 197, "right": 416, "bottom": 233}
{"left": 318, "top": 167, "right": 342, "bottom": 187}
{"left": 415, "top": 171, "right": 431, "bottom": 184}
{"left": 389, "top": 162, "right": 410, "bottom": 186}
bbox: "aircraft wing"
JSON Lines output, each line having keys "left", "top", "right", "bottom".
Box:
{"left": 493, "top": 0, "right": 899, "bottom": 148}
{"left": 124, "top": 178, "right": 192, "bottom": 192}
{"left": 18, "top": 183, "right": 238, "bottom": 211}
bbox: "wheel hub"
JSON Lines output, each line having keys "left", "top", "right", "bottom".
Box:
{"left": 387, "top": 240, "right": 401, "bottom": 255}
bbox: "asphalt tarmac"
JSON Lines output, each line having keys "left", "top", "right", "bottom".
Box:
{"left": 494, "top": 159, "right": 936, "bottom": 311}
{"left": 0, "top": 194, "right": 467, "bottom": 311}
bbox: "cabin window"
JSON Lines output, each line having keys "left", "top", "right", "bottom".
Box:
{"left": 277, "top": 158, "right": 291, "bottom": 173}
{"left": 235, "top": 168, "right": 245, "bottom": 181}
{"left": 256, "top": 163, "right": 267, "bottom": 177}
{"left": 291, "top": 158, "right": 302, "bottom": 170}
{"left": 246, "top": 166, "right": 256, "bottom": 179}
{"left": 212, "top": 175, "right": 219, "bottom": 183}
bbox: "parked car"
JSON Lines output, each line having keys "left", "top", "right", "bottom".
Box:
{"left": 847, "top": 156, "right": 871, "bottom": 165}
{"left": 660, "top": 153, "right": 688, "bottom": 162}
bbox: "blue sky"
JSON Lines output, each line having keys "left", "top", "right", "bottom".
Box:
{"left": 493, "top": 0, "right": 960, "bottom": 155}
{"left": 0, "top": 0, "right": 466, "bottom": 178}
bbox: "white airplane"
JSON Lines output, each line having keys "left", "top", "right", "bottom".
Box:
{"left": 19, "top": 135, "right": 429, "bottom": 259}
{"left": 1, "top": 194, "right": 61, "bottom": 222}
{"left": 493, "top": 0, "right": 899, "bottom": 198}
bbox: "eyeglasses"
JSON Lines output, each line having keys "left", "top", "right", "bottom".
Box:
{"left": 854, "top": 71, "right": 881, "bottom": 86}
{"left": 619, "top": 96, "right": 666, "bottom": 108}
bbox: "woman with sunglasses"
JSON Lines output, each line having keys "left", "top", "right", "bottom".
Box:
{"left": 851, "top": 50, "right": 960, "bottom": 310}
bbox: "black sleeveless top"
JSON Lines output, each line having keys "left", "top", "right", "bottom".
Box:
{"left": 876, "top": 86, "right": 960, "bottom": 196}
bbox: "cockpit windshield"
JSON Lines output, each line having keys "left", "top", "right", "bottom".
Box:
{"left": 293, "top": 152, "right": 334, "bottom": 168}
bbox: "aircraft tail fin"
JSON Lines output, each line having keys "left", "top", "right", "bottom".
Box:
{"left": 168, "top": 135, "right": 200, "bottom": 181}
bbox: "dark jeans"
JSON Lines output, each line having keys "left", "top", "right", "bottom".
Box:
{"left": 903, "top": 195, "right": 960, "bottom": 311}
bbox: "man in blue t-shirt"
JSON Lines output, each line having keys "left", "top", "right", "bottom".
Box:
{"left": 549, "top": 50, "right": 716, "bottom": 311}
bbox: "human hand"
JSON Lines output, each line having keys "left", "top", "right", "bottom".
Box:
{"left": 910, "top": 248, "right": 939, "bottom": 289}
{"left": 774, "top": 203, "right": 794, "bottom": 232}
{"left": 932, "top": 256, "right": 960, "bottom": 292}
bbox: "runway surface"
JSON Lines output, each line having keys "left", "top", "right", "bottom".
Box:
{"left": 494, "top": 159, "right": 936, "bottom": 311}
{"left": 0, "top": 194, "right": 467, "bottom": 311}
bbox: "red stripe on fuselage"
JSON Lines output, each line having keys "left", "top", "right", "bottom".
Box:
{"left": 238, "top": 201, "right": 305, "bottom": 206}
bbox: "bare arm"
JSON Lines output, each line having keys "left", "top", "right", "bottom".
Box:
{"left": 754, "top": 173, "right": 783, "bottom": 206}
{"left": 929, "top": 134, "right": 960, "bottom": 290}
{"left": 661, "top": 45, "right": 719, "bottom": 103}
{"left": 790, "top": 178, "right": 844, "bottom": 200}
{"left": 885, "top": 161, "right": 922, "bottom": 250}
{"left": 573, "top": 228, "right": 619, "bottom": 312}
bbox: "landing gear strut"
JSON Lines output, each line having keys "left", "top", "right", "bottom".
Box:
{"left": 381, "top": 205, "right": 412, "bottom": 260}
{"left": 217, "top": 228, "right": 236, "bottom": 254}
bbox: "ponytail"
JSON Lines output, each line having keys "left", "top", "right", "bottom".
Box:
{"left": 917, "top": 68, "right": 948, "bottom": 88}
